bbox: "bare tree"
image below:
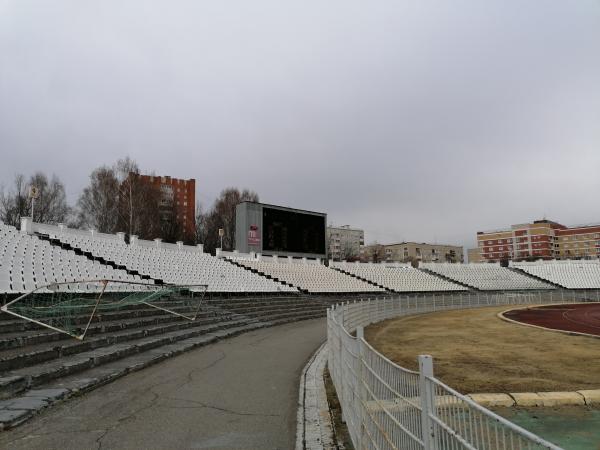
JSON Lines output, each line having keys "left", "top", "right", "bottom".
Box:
{"left": 76, "top": 157, "right": 164, "bottom": 239}
{"left": 340, "top": 240, "right": 359, "bottom": 261}
{"left": 0, "top": 173, "right": 68, "bottom": 227}
{"left": 196, "top": 188, "right": 259, "bottom": 254}
{"left": 117, "top": 176, "right": 162, "bottom": 240}
{"left": 160, "top": 200, "right": 183, "bottom": 243}
{"left": 361, "top": 242, "right": 385, "bottom": 263}
{"left": 0, "top": 174, "right": 28, "bottom": 227}
{"left": 195, "top": 202, "right": 208, "bottom": 245}
{"left": 113, "top": 158, "right": 166, "bottom": 241}
{"left": 76, "top": 167, "right": 120, "bottom": 233}
{"left": 402, "top": 256, "right": 420, "bottom": 268}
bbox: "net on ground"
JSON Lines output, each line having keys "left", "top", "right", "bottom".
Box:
{"left": 0, "top": 280, "right": 208, "bottom": 340}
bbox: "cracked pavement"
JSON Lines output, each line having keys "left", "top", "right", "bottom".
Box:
{"left": 0, "top": 318, "right": 326, "bottom": 450}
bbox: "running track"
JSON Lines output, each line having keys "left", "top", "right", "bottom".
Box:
{"left": 503, "top": 303, "right": 600, "bottom": 337}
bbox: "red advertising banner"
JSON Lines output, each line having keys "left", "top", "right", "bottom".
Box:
{"left": 248, "top": 225, "right": 260, "bottom": 246}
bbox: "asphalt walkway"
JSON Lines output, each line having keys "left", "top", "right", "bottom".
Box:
{"left": 0, "top": 318, "right": 326, "bottom": 450}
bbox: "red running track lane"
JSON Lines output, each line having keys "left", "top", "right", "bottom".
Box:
{"left": 504, "top": 303, "right": 600, "bottom": 337}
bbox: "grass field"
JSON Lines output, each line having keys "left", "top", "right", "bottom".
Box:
{"left": 364, "top": 305, "right": 600, "bottom": 394}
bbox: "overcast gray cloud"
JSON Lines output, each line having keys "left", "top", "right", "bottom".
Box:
{"left": 1, "top": 0, "right": 599, "bottom": 250}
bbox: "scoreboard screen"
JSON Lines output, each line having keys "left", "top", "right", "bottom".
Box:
{"left": 262, "top": 207, "right": 326, "bottom": 255}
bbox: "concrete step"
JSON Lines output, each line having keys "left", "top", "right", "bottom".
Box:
{"left": 0, "top": 318, "right": 255, "bottom": 400}
{"left": 0, "top": 308, "right": 228, "bottom": 352}
{"left": 0, "top": 303, "right": 208, "bottom": 333}
{"left": 238, "top": 306, "right": 326, "bottom": 319}
{"left": 267, "top": 311, "right": 325, "bottom": 327}
{"left": 0, "top": 321, "right": 268, "bottom": 430}
{"left": 222, "top": 304, "right": 327, "bottom": 316}
{"left": 0, "top": 314, "right": 238, "bottom": 372}
{"left": 0, "top": 294, "right": 329, "bottom": 432}
{"left": 261, "top": 310, "right": 326, "bottom": 323}
{"left": 207, "top": 299, "right": 319, "bottom": 308}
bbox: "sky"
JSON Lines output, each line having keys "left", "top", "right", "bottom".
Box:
{"left": 0, "top": 0, "right": 599, "bottom": 250}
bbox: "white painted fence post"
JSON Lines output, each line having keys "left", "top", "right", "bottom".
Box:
{"left": 357, "top": 326, "right": 366, "bottom": 448}
{"left": 419, "top": 355, "right": 436, "bottom": 450}
{"left": 338, "top": 316, "right": 345, "bottom": 424}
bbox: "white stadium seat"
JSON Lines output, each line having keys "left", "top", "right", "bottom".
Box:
{"left": 0, "top": 222, "right": 141, "bottom": 294}
{"left": 420, "top": 262, "right": 552, "bottom": 291}
{"left": 330, "top": 261, "right": 466, "bottom": 292}
{"left": 512, "top": 259, "right": 600, "bottom": 289}
{"left": 24, "top": 222, "right": 296, "bottom": 294}
{"left": 232, "top": 256, "right": 384, "bottom": 294}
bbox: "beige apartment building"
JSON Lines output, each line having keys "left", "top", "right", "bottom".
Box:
{"left": 477, "top": 219, "right": 600, "bottom": 262}
{"left": 327, "top": 225, "right": 364, "bottom": 261}
{"left": 362, "top": 242, "right": 463, "bottom": 263}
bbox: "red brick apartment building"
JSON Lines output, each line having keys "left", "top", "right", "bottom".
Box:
{"left": 476, "top": 219, "right": 600, "bottom": 262}
{"left": 135, "top": 174, "right": 196, "bottom": 239}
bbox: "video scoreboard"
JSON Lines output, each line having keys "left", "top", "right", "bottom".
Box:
{"left": 235, "top": 202, "right": 326, "bottom": 258}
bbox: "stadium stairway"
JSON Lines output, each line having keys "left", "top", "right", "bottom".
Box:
{"left": 0, "top": 295, "right": 328, "bottom": 430}
{"left": 224, "top": 258, "right": 299, "bottom": 290}
{"left": 418, "top": 267, "right": 475, "bottom": 290}
{"left": 509, "top": 267, "right": 564, "bottom": 289}
{"left": 34, "top": 233, "right": 157, "bottom": 282}
{"left": 329, "top": 266, "right": 393, "bottom": 292}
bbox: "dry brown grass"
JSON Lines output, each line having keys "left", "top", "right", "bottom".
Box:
{"left": 364, "top": 305, "right": 600, "bottom": 394}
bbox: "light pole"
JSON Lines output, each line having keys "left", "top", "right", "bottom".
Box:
{"left": 29, "top": 186, "right": 39, "bottom": 222}
{"left": 218, "top": 228, "right": 224, "bottom": 250}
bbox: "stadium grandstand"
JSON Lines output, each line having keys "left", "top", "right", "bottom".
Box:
{"left": 420, "top": 261, "right": 553, "bottom": 290}
{"left": 330, "top": 261, "right": 467, "bottom": 292}
{"left": 512, "top": 259, "right": 600, "bottom": 289}
{"left": 0, "top": 219, "right": 334, "bottom": 432}
{"left": 3, "top": 217, "right": 600, "bottom": 437}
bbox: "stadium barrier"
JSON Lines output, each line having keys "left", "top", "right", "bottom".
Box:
{"left": 327, "top": 290, "right": 600, "bottom": 450}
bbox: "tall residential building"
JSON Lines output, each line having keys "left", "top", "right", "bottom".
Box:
{"left": 362, "top": 242, "right": 463, "bottom": 263}
{"left": 327, "top": 225, "right": 364, "bottom": 260}
{"left": 134, "top": 174, "right": 196, "bottom": 240}
{"left": 477, "top": 219, "right": 600, "bottom": 262}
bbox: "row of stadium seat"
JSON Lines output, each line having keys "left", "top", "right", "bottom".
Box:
{"left": 0, "top": 222, "right": 146, "bottom": 293}
{"left": 30, "top": 223, "right": 296, "bottom": 293}
{"left": 420, "top": 262, "right": 553, "bottom": 291}
{"left": 232, "top": 257, "right": 385, "bottom": 293}
{"left": 330, "top": 261, "right": 467, "bottom": 292}
{"left": 512, "top": 260, "right": 600, "bottom": 289}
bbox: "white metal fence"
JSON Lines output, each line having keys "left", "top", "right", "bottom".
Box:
{"left": 327, "top": 290, "right": 600, "bottom": 450}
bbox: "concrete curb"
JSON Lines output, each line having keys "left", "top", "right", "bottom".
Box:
{"left": 296, "top": 342, "right": 336, "bottom": 450}
{"left": 468, "top": 390, "right": 600, "bottom": 408}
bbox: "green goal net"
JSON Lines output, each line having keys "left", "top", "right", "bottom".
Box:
{"left": 1, "top": 280, "right": 208, "bottom": 340}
